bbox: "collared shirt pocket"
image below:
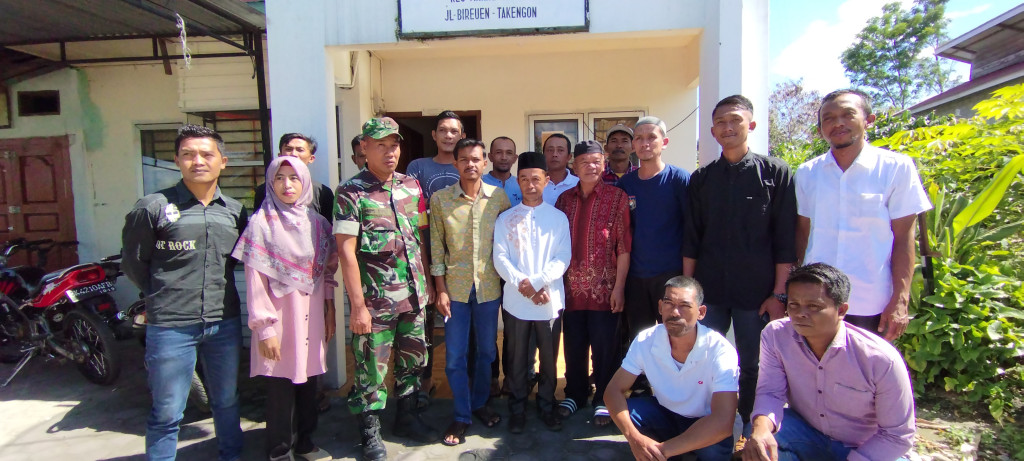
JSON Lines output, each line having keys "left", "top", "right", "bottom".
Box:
{"left": 359, "top": 207, "right": 400, "bottom": 256}
{"left": 857, "top": 193, "right": 885, "bottom": 217}
{"left": 831, "top": 381, "right": 875, "bottom": 420}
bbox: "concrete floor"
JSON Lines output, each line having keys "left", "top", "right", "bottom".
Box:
{"left": 0, "top": 337, "right": 636, "bottom": 461}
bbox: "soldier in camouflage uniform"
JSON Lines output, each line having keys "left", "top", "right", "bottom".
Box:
{"left": 334, "top": 117, "right": 437, "bottom": 461}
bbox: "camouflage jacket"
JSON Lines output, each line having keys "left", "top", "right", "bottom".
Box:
{"left": 334, "top": 170, "right": 429, "bottom": 316}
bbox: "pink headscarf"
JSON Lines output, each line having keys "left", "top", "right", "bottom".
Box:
{"left": 232, "top": 157, "right": 336, "bottom": 297}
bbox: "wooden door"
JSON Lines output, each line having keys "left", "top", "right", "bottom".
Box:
{"left": 0, "top": 136, "right": 78, "bottom": 270}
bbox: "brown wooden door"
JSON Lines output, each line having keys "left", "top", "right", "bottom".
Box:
{"left": 0, "top": 136, "right": 78, "bottom": 270}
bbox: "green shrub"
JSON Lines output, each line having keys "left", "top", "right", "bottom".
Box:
{"left": 888, "top": 84, "right": 1024, "bottom": 424}
{"left": 900, "top": 256, "right": 1024, "bottom": 424}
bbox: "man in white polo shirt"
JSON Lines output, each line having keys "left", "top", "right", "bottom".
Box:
{"left": 605, "top": 276, "right": 738, "bottom": 461}
{"left": 796, "top": 89, "right": 931, "bottom": 341}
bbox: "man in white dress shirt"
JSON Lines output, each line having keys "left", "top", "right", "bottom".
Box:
{"left": 795, "top": 89, "right": 931, "bottom": 341}
{"left": 541, "top": 133, "right": 579, "bottom": 205}
{"left": 493, "top": 151, "right": 572, "bottom": 434}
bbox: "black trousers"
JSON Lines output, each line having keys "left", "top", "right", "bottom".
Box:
{"left": 845, "top": 314, "right": 882, "bottom": 336}
{"left": 505, "top": 314, "right": 561, "bottom": 415}
{"left": 562, "top": 309, "right": 620, "bottom": 407}
{"left": 701, "top": 304, "right": 767, "bottom": 424}
{"left": 265, "top": 375, "right": 318, "bottom": 458}
{"left": 624, "top": 271, "right": 682, "bottom": 340}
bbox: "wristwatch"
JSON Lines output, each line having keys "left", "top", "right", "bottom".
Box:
{"left": 773, "top": 293, "right": 788, "bottom": 304}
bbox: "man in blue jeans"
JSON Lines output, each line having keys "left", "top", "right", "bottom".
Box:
{"left": 429, "top": 138, "right": 511, "bottom": 445}
{"left": 122, "top": 124, "right": 248, "bottom": 461}
{"left": 605, "top": 276, "right": 739, "bottom": 461}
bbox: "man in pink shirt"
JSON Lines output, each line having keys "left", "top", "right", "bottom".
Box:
{"left": 744, "top": 263, "right": 915, "bottom": 461}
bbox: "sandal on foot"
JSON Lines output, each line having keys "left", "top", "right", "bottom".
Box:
{"left": 472, "top": 407, "right": 502, "bottom": 428}
{"left": 593, "top": 405, "right": 611, "bottom": 427}
{"left": 441, "top": 421, "right": 469, "bottom": 446}
{"left": 556, "top": 398, "right": 578, "bottom": 418}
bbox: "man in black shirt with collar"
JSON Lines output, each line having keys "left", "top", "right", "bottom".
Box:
{"left": 122, "top": 124, "right": 248, "bottom": 461}
{"left": 682, "top": 95, "right": 797, "bottom": 448}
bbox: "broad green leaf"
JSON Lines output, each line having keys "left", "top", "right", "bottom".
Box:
{"left": 989, "top": 398, "right": 1004, "bottom": 423}
{"left": 988, "top": 320, "right": 1005, "bottom": 340}
{"left": 952, "top": 154, "right": 1024, "bottom": 235}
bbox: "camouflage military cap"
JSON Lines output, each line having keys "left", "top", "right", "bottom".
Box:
{"left": 362, "top": 117, "right": 404, "bottom": 141}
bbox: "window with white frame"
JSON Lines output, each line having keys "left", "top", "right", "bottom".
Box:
{"left": 528, "top": 113, "right": 583, "bottom": 153}
{"left": 529, "top": 110, "right": 645, "bottom": 152}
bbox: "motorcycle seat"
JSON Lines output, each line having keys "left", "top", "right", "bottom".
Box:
{"left": 6, "top": 267, "right": 47, "bottom": 296}
{"left": 39, "top": 270, "right": 62, "bottom": 286}
{"left": 21, "top": 270, "right": 62, "bottom": 297}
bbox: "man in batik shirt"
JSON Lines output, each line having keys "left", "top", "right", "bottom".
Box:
{"left": 555, "top": 140, "right": 631, "bottom": 428}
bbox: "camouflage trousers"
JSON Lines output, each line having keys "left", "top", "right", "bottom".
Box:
{"left": 347, "top": 307, "right": 427, "bottom": 414}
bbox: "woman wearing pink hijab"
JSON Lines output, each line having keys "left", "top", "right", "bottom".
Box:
{"left": 232, "top": 156, "right": 338, "bottom": 461}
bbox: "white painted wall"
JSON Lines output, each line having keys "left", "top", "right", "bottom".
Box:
{"left": 698, "top": 0, "right": 771, "bottom": 165}
{"left": 373, "top": 43, "right": 701, "bottom": 170}
{"left": 335, "top": 50, "right": 376, "bottom": 178}
{"left": 324, "top": 0, "right": 708, "bottom": 45}
{"left": 266, "top": 0, "right": 339, "bottom": 188}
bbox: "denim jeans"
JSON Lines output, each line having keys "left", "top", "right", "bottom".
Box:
{"left": 444, "top": 286, "right": 500, "bottom": 423}
{"left": 627, "top": 396, "right": 733, "bottom": 461}
{"left": 774, "top": 408, "right": 910, "bottom": 461}
{"left": 145, "top": 318, "right": 243, "bottom": 461}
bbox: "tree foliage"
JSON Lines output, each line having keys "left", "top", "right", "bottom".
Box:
{"left": 841, "top": 0, "right": 961, "bottom": 110}
{"left": 768, "top": 79, "right": 821, "bottom": 155}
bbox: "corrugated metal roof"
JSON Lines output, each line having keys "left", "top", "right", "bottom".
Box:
{"left": 936, "top": 3, "right": 1024, "bottom": 64}
{"left": 0, "top": 0, "right": 265, "bottom": 46}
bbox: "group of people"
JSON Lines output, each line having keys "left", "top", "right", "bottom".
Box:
{"left": 121, "top": 88, "right": 927, "bottom": 461}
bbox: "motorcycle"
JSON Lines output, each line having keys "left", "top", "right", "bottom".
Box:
{"left": 126, "top": 296, "right": 212, "bottom": 413}
{"left": 0, "top": 238, "right": 128, "bottom": 386}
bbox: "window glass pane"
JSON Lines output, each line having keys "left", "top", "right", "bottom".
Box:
{"left": 141, "top": 127, "right": 182, "bottom": 195}
{"left": 593, "top": 116, "right": 640, "bottom": 144}
{"left": 533, "top": 119, "right": 580, "bottom": 152}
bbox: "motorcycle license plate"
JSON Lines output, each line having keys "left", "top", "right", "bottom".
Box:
{"left": 67, "top": 280, "right": 116, "bottom": 303}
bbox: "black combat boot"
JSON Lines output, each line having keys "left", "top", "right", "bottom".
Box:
{"left": 358, "top": 411, "right": 387, "bottom": 461}
{"left": 392, "top": 395, "right": 438, "bottom": 442}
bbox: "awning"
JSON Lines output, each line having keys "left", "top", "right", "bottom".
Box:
{"left": 0, "top": 0, "right": 264, "bottom": 47}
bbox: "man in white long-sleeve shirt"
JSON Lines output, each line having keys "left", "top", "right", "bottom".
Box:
{"left": 493, "top": 151, "right": 572, "bottom": 434}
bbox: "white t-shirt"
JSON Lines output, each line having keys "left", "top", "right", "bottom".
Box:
{"left": 621, "top": 323, "right": 739, "bottom": 418}
{"left": 796, "top": 145, "right": 931, "bottom": 316}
